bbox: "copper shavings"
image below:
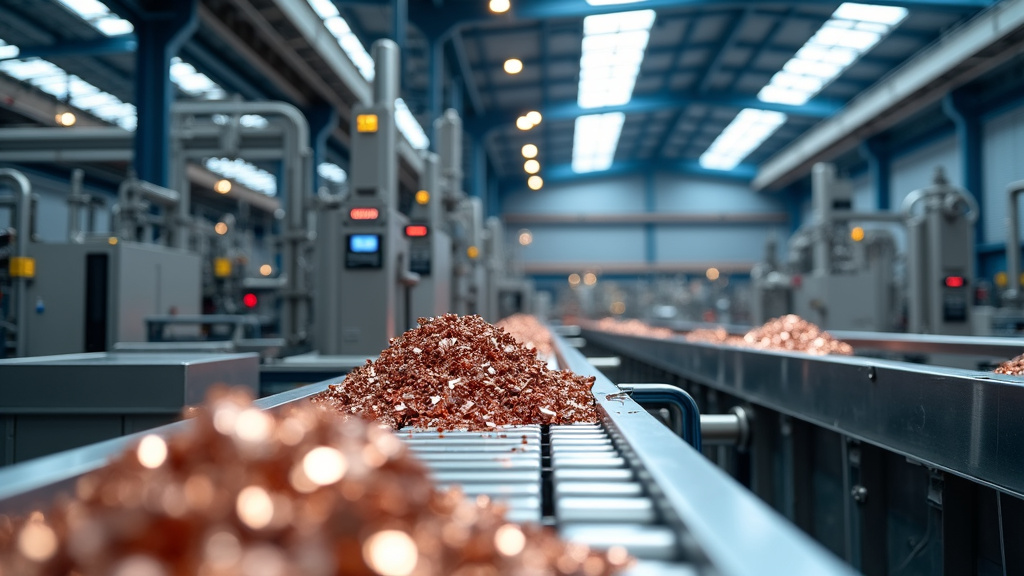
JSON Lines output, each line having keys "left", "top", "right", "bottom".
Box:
{"left": 0, "top": 388, "right": 629, "bottom": 576}
{"left": 685, "top": 327, "right": 747, "bottom": 347}
{"left": 994, "top": 354, "right": 1024, "bottom": 375}
{"left": 742, "top": 315, "right": 853, "bottom": 355}
{"left": 592, "top": 318, "right": 674, "bottom": 339}
{"left": 311, "top": 315, "right": 598, "bottom": 431}
{"left": 495, "top": 314, "right": 555, "bottom": 358}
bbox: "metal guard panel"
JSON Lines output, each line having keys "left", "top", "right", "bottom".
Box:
{"left": 582, "top": 328, "right": 1024, "bottom": 500}
{"left": 555, "top": 333, "right": 858, "bottom": 576}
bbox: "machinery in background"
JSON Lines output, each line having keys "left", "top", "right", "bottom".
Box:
{"left": 0, "top": 170, "right": 31, "bottom": 358}
{"left": 976, "top": 179, "right": 1024, "bottom": 335}
{"left": 484, "top": 216, "right": 534, "bottom": 321}
{"left": 407, "top": 151, "right": 453, "bottom": 321}
{"left": 314, "top": 39, "right": 419, "bottom": 357}
{"left": 754, "top": 163, "right": 977, "bottom": 334}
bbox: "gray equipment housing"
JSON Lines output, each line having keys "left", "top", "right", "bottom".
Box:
{"left": 408, "top": 152, "right": 453, "bottom": 320}
{"left": 0, "top": 352, "right": 257, "bottom": 465}
{"left": 24, "top": 240, "right": 201, "bottom": 356}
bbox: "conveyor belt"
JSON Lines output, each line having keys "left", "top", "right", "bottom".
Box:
{"left": 0, "top": 333, "right": 856, "bottom": 576}
{"left": 581, "top": 326, "right": 1024, "bottom": 500}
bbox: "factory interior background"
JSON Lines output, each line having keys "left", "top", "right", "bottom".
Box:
{"left": 2, "top": 0, "right": 1024, "bottom": 574}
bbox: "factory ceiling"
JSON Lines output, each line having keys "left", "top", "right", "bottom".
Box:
{"left": 0, "top": 0, "right": 998, "bottom": 194}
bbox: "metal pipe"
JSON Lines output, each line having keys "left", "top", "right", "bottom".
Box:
{"left": 700, "top": 406, "right": 750, "bottom": 448}
{"left": 67, "top": 169, "right": 85, "bottom": 243}
{"left": 0, "top": 169, "right": 32, "bottom": 357}
{"left": 1006, "top": 180, "right": 1024, "bottom": 304}
{"left": 372, "top": 39, "right": 400, "bottom": 106}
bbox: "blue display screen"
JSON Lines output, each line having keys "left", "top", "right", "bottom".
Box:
{"left": 349, "top": 234, "right": 380, "bottom": 253}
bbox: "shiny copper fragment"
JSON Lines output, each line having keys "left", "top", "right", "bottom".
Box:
{"left": 743, "top": 314, "right": 854, "bottom": 356}
{"left": 0, "top": 388, "right": 628, "bottom": 576}
{"left": 994, "top": 354, "right": 1024, "bottom": 375}
{"left": 495, "top": 313, "right": 554, "bottom": 358}
{"left": 685, "top": 327, "right": 746, "bottom": 347}
{"left": 311, "top": 314, "right": 599, "bottom": 431}
{"left": 593, "top": 318, "right": 674, "bottom": 339}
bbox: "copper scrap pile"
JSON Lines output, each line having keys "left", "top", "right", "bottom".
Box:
{"left": 593, "top": 318, "right": 674, "bottom": 339}
{"left": 742, "top": 314, "right": 854, "bottom": 356}
{"left": 312, "top": 314, "right": 598, "bottom": 431}
{"left": 0, "top": 388, "right": 627, "bottom": 576}
{"left": 685, "top": 327, "right": 746, "bottom": 347}
{"left": 495, "top": 313, "right": 554, "bottom": 358}
{"left": 994, "top": 354, "right": 1024, "bottom": 375}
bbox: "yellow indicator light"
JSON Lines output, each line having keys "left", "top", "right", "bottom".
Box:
{"left": 467, "top": 246, "right": 480, "bottom": 259}
{"left": 1020, "top": 272, "right": 1024, "bottom": 288}
{"left": 107, "top": 237, "right": 118, "bottom": 245}
{"left": 583, "top": 272, "right": 597, "bottom": 286}
{"left": 259, "top": 264, "right": 273, "bottom": 276}
{"left": 504, "top": 58, "right": 523, "bottom": 74}
{"left": 489, "top": 0, "right": 510, "bottom": 13}
{"left": 357, "top": 114, "right": 379, "bottom": 133}
{"left": 568, "top": 273, "right": 581, "bottom": 287}
{"left": 215, "top": 222, "right": 229, "bottom": 235}
{"left": 527, "top": 175, "right": 543, "bottom": 190}
{"left": 9, "top": 256, "right": 35, "bottom": 278}
{"left": 214, "top": 179, "right": 232, "bottom": 194}
{"left": 850, "top": 226, "right": 865, "bottom": 242}
{"left": 995, "top": 271, "right": 1009, "bottom": 288}
{"left": 706, "top": 267, "right": 720, "bottom": 281}
{"left": 522, "top": 144, "right": 538, "bottom": 159}
{"left": 214, "top": 258, "right": 232, "bottom": 278}
{"left": 415, "top": 190, "right": 430, "bottom": 205}
{"left": 524, "top": 159, "right": 540, "bottom": 174}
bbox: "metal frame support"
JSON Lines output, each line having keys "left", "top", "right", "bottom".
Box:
{"left": 304, "top": 102, "right": 338, "bottom": 186}
{"left": 860, "top": 136, "right": 891, "bottom": 211}
{"left": 617, "top": 383, "right": 702, "bottom": 451}
{"left": 644, "top": 172, "right": 656, "bottom": 264}
{"left": 428, "top": 39, "right": 446, "bottom": 147}
{"left": 0, "top": 169, "right": 32, "bottom": 358}
{"left": 131, "top": 0, "right": 199, "bottom": 187}
{"left": 942, "top": 88, "right": 984, "bottom": 250}
{"left": 392, "top": 0, "right": 407, "bottom": 78}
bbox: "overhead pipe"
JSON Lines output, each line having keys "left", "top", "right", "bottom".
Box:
{"left": 0, "top": 169, "right": 32, "bottom": 357}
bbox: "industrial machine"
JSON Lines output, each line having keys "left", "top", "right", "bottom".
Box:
{"left": 483, "top": 216, "right": 534, "bottom": 321}
{"left": 407, "top": 151, "right": 453, "bottom": 320}
{"left": 314, "top": 39, "right": 419, "bottom": 356}
{"left": 754, "top": 163, "right": 977, "bottom": 334}
{"left": 0, "top": 332, "right": 857, "bottom": 576}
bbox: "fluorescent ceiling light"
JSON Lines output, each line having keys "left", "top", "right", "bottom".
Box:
{"left": 206, "top": 158, "right": 277, "bottom": 196}
{"left": 699, "top": 109, "right": 787, "bottom": 171}
{"left": 699, "top": 2, "right": 908, "bottom": 171}
{"left": 53, "top": 0, "right": 134, "bottom": 36}
{"left": 571, "top": 9, "right": 655, "bottom": 173}
{"left": 572, "top": 112, "right": 625, "bottom": 173}
{"left": 305, "top": 0, "right": 429, "bottom": 149}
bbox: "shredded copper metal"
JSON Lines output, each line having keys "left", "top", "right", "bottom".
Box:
{"left": 592, "top": 318, "right": 674, "bottom": 339}
{"left": 311, "top": 314, "right": 599, "bottom": 431}
{"left": 0, "top": 388, "right": 629, "bottom": 576}
{"left": 994, "top": 354, "right": 1024, "bottom": 375}
{"left": 495, "top": 313, "right": 554, "bottom": 358}
{"left": 685, "top": 327, "right": 746, "bottom": 347}
{"left": 742, "top": 314, "right": 854, "bottom": 356}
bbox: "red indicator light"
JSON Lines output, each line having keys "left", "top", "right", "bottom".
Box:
{"left": 349, "top": 207, "right": 380, "bottom": 220}
{"left": 944, "top": 276, "right": 966, "bottom": 288}
{"left": 243, "top": 293, "right": 258, "bottom": 308}
{"left": 405, "top": 225, "right": 429, "bottom": 237}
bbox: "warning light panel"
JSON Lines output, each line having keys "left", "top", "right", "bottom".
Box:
{"left": 243, "top": 293, "right": 258, "bottom": 308}
{"left": 405, "top": 225, "right": 429, "bottom": 237}
{"left": 349, "top": 207, "right": 380, "bottom": 221}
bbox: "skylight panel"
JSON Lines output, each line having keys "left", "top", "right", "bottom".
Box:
{"left": 698, "top": 2, "right": 907, "bottom": 171}
{"left": 304, "top": 0, "right": 429, "bottom": 149}
{"left": 54, "top": 0, "right": 134, "bottom": 36}
{"left": 571, "top": 8, "right": 655, "bottom": 173}
{"left": 170, "top": 57, "right": 227, "bottom": 100}
{"left": 206, "top": 157, "right": 277, "bottom": 196}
